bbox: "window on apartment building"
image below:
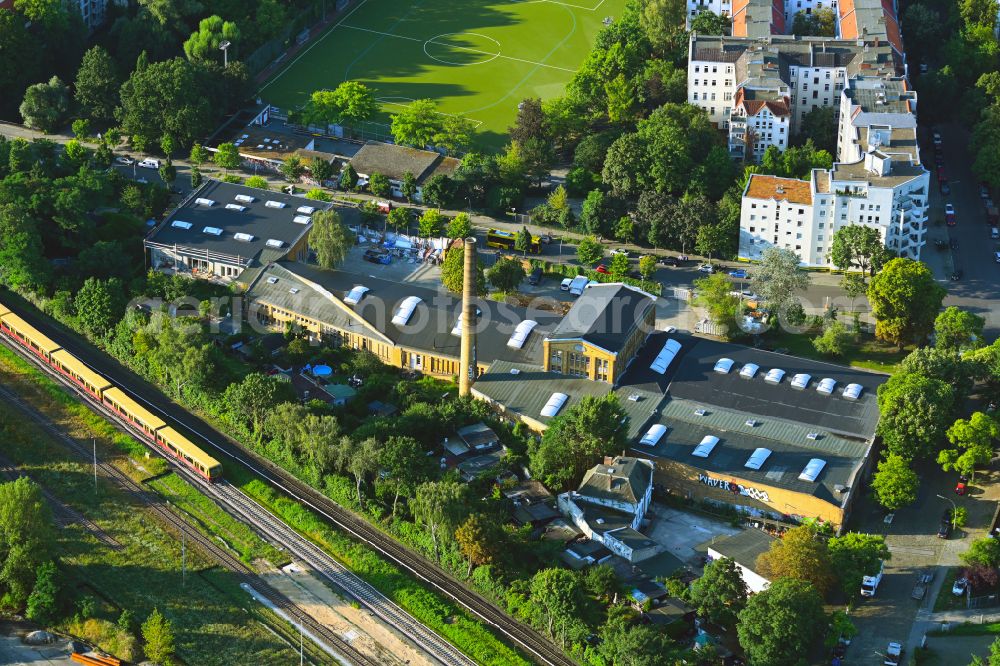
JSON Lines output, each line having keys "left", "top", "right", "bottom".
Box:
{"left": 780, "top": 127, "right": 785, "bottom": 134}
{"left": 796, "top": 233, "right": 802, "bottom": 239}
{"left": 817, "top": 246, "right": 823, "bottom": 253}
{"left": 795, "top": 245, "right": 802, "bottom": 250}
{"left": 711, "top": 107, "right": 716, "bottom": 114}
{"left": 694, "top": 93, "right": 699, "bottom": 100}
{"left": 750, "top": 215, "right": 756, "bottom": 220}
{"left": 826, "top": 71, "right": 831, "bottom": 79}
{"left": 712, "top": 66, "right": 717, "bottom": 73}
{"left": 695, "top": 66, "right": 700, "bottom": 73}
{"left": 712, "top": 80, "right": 717, "bottom": 86}
{"left": 876, "top": 205, "right": 881, "bottom": 211}
{"left": 817, "top": 235, "right": 824, "bottom": 241}
{"left": 725, "top": 92, "right": 732, "bottom": 100}
{"left": 694, "top": 79, "right": 699, "bottom": 86}
{"left": 711, "top": 93, "right": 716, "bottom": 100}
{"left": 825, "top": 84, "right": 830, "bottom": 91}
{"left": 819, "top": 212, "right": 826, "bottom": 218}
{"left": 749, "top": 227, "right": 756, "bottom": 232}
{"left": 727, "top": 66, "right": 733, "bottom": 73}
{"left": 813, "top": 77, "right": 819, "bottom": 84}
{"left": 841, "top": 213, "right": 847, "bottom": 219}
{"left": 813, "top": 91, "right": 818, "bottom": 99}
{"left": 751, "top": 203, "right": 757, "bottom": 208}
{"left": 803, "top": 83, "right": 808, "bottom": 90}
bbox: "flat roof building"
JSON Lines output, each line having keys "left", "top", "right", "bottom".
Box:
{"left": 145, "top": 180, "right": 342, "bottom": 282}
{"left": 349, "top": 142, "right": 460, "bottom": 203}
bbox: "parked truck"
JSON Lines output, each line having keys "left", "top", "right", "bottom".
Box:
{"left": 860, "top": 560, "right": 885, "bottom": 598}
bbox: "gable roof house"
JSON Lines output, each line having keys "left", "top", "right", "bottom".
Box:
{"left": 348, "top": 141, "right": 460, "bottom": 203}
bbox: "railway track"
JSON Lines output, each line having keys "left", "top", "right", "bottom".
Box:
{"left": 1, "top": 299, "right": 577, "bottom": 666}
{"left": 0, "top": 381, "right": 378, "bottom": 666}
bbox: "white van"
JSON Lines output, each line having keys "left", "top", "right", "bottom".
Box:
{"left": 568, "top": 275, "right": 589, "bottom": 296}
{"left": 991, "top": 227, "right": 998, "bottom": 239}
{"left": 138, "top": 158, "right": 160, "bottom": 169}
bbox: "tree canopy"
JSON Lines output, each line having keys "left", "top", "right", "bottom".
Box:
{"left": 737, "top": 578, "right": 825, "bottom": 666}
{"left": 828, "top": 225, "right": 890, "bottom": 276}
{"left": 868, "top": 258, "right": 946, "bottom": 348}
{"left": 872, "top": 453, "right": 920, "bottom": 511}
{"left": 935, "top": 306, "right": 985, "bottom": 351}
{"left": 939, "top": 412, "right": 999, "bottom": 481}
{"left": 877, "top": 371, "right": 955, "bottom": 459}
{"left": 755, "top": 524, "right": 835, "bottom": 598}
{"left": 529, "top": 394, "right": 628, "bottom": 490}
{"left": 689, "top": 557, "right": 747, "bottom": 628}
{"left": 310, "top": 209, "right": 353, "bottom": 269}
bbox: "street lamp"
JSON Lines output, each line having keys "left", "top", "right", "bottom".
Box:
{"left": 219, "top": 40, "right": 231, "bottom": 68}
{"left": 937, "top": 493, "right": 957, "bottom": 530}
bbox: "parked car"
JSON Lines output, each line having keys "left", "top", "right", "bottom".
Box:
{"left": 595, "top": 264, "right": 610, "bottom": 274}
{"left": 956, "top": 481, "right": 967, "bottom": 495}
{"left": 950, "top": 238, "right": 959, "bottom": 250}
{"left": 981, "top": 182, "right": 992, "bottom": 199}
{"left": 539, "top": 234, "right": 554, "bottom": 244}
{"left": 945, "top": 203, "right": 956, "bottom": 226}
{"left": 912, "top": 570, "right": 934, "bottom": 600}
{"left": 938, "top": 509, "right": 952, "bottom": 539}
{"left": 660, "top": 256, "right": 681, "bottom": 267}
{"left": 697, "top": 264, "right": 714, "bottom": 273}
{"left": 610, "top": 248, "right": 629, "bottom": 256}
{"left": 933, "top": 131, "right": 943, "bottom": 146}
{"left": 560, "top": 277, "right": 572, "bottom": 291}
{"left": 951, "top": 269, "right": 964, "bottom": 281}
{"left": 953, "top": 577, "right": 969, "bottom": 595}
{"left": 528, "top": 267, "right": 543, "bottom": 285}
{"left": 728, "top": 269, "right": 749, "bottom": 279}
{"left": 137, "top": 158, "right": 160, "bottom": 169}
{"left": 940, "top": 180, "right": 951, "bottom": 196}
{"left": 995, "top": 251, "right": 1000, "bottom": 264}
{"left": 363, "top": 249, "right": 391, "bottom": 264}
{"left": 115, "top": 155, "right": 134, "bottom": 165}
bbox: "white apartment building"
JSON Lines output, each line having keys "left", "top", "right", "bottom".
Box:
{"left": 687, "top": 0, "right": 733, "bottom": 26}
{"left": 71, "top": 0, "right": 109, "bottom": 32}
{"left": 837, "top": 76, "right": 917, "bottom": 163}
{"left": 688, "top": 34, "right": 899, "bottom": 136}
{"left": 728, "top": 91, "right": 791, "bottom": 161}
{"left": 739, "top": 146, "right": 928, "bottom": 267}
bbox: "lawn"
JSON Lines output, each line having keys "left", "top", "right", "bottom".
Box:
{"left": 763, "top": 328, "right": 908, "bottom": 374}
{"left": 0, "top": 398, "right": 305, "bottom": 665}
{"left": 257, "top": 0, "right": 625, "bottom": 147}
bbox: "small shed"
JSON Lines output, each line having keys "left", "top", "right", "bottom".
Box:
{"left": 323, "top": 384, "right": 357, "bottom": 406}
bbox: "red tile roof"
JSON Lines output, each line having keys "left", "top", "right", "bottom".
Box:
{"left": 745, "top": 174, "right": 813, "bottom": 205}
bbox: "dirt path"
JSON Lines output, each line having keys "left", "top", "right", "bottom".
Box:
{"left": 258, "top": 560, "right": 435, "bottom": 666}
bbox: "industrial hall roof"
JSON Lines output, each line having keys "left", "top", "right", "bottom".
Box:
{"left": 547, "top": 284, "right": 655, "bottom": 353}
{"left": 708, "top": 529, "right": 776, "bottom": 569}
{"left": 241, "top": 261, "right": 560, "bottom": 367}
{"left": 146, "top": 180, "right": 347, "bottom": 265}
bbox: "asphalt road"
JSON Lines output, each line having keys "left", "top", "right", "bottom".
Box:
{"left": 936, "top": 123, "right": 1000, "bottom": 333}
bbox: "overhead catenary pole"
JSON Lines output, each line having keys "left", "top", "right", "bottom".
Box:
{"left": 93, "top": 438, "right": 97, "bottom": 490}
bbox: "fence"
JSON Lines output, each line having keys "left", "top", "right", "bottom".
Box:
{"left": 968, "top": 593, "right": 1000, "bottom": 609}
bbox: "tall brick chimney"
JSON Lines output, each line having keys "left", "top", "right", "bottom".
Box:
{"left": 458, "top": 237, "right": 478, "bottom": 397}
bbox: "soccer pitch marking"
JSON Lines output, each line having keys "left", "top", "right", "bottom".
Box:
{"left": 339, "top": 23, "right": 577, "bottom": 72}
{"left": 257, "top": 0, "right": 372, "bottom": 94}
{"left": 517, "top": 0, "right": 607, "bottom": 10}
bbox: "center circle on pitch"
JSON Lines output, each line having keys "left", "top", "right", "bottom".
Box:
{"left": 423, "top": 32, "right": 501, "bottom": 66}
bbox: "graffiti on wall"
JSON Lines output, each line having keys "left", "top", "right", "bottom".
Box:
{"left": 698, "top": 473, "right": 771, "bottom": 503}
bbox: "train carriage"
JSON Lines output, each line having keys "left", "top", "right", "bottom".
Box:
{"left": 102, "top": 387, "right": 166, "bottom": 439}
{"left": 51, "top": 350, "right": 112, "bottom": 398}
{"left": 156, "top": 427, "right": 222, "bottom": 481}
{"left": 0, "top": 312, "right": 61, "bottom": 362}
{"left": 0, "top": 302, "right": 10, "bottom": 318}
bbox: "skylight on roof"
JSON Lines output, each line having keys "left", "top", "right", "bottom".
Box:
{"left": 450, "top": 313, "right": 467, "bottom": 337}
{"left": 203, "top": 226, "right": 223, "bottom": 236}
{"left": 194, "top": 197, "right": 215, "bottom": 206}
{"left": 791, "top": 373, "right": 811, "bottom": 389}
{"left": 234, "top": 194, "right": 255, "bottom": 204}
{"left": 507, "top": 320, "right": 539, "bottom": 349}
{"left": 692, "top": 436, "right": 719, "bottom": 458}
{"left": 745, "top": 448, "right": 772, "bottom": 470}
{"left": 265, "top": 239, "right": 285, "bottom": 249}
{"left": 225, "top": 203, "right": 246, "bottom": 212}
{"left": 289, "top": 288, "right": 300, "bottom": 295}
{"left": 639, "top": 424, "right": 667, "bottom": 447}
{"left": 540, "top": 392, "right": 568, "bottom": 418}
{"left": 843, "top": 383, "right": 863, "bottom": 400}
{"left": 265, "top": 200, "right": 286, "bottom": 209}
{"left": 233, "top": 232, "right": 254, "bottom": 242}
{"left": 344, "top": 286, "right": 369, "bottom": 305}
{"left": 764, "top": 368, "right": 785, "bottom": 384}
{"left": 296, "top": 205, "right": 315, "bottom": 215}
{"left": 714, "top": 358, "right": 735, "bottom": 374}
{"left": 650, "top": 338, "right": 682, "bottom": 374}
{"left": 292, "top": 215, "right": 311, "bottom": 224}
{"left": 739, "top": 363, "right": 759, "bottom": 379}
{"left": 266, "top": 277, "right": 278, "bottom": 284}
{"left": 798, "top": 458, "right": 827, "bottom": 482}
{"left": 171, "top": 220, "right": 192, "bottom": 229}
{"left": 816, "top": 378, "right": 837, "bottom": 395}
{"left": 391, "top": 296, "right": 422, "bottom": 326}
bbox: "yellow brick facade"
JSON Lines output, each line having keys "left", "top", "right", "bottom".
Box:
{"left": 542, "top": 305, "right": 655, "bottom": 384}
{"left": 253, "top": 300, "right": 487, "bottom": 380}
{"left": 647, "top": 457, "right": 850, "bottom": 531}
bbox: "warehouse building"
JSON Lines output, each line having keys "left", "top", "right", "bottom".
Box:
{"left": 145, "top": 181, "right": 343, "bottom": 282}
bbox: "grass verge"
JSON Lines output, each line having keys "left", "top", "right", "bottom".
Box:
{"left": 0, "top": 397, "right": 307, "bottom": 665}
{"left": 764, "top": 328, "right": 907, "bottom": 374}
{"left": 934, "top": 567, "right": 966, "bottom": 613}
{"left": 929, "top": 621, "right": 1000, "bottom": 636}
{"left": 1, "top": 342, "right": 532, "bottom": 665}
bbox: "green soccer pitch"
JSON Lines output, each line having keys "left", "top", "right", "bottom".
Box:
{"left": 256, "top": 0, "right": 627, "bottom": 148}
